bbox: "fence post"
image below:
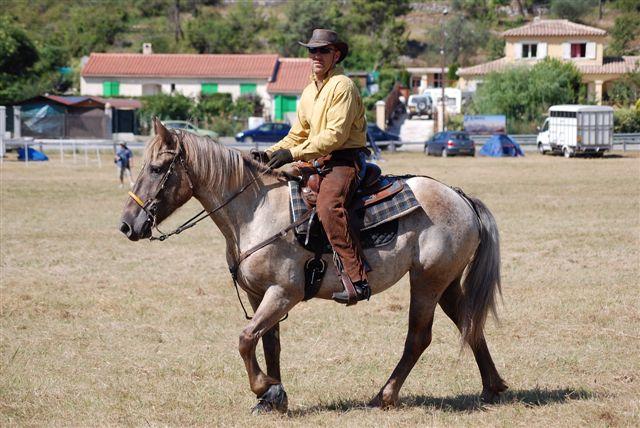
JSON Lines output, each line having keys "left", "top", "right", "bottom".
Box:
{"left": 84, "top": 142, "right": 88, "bottom": 166}
{"left": 24, "top": 140, "right": 29, "bottom": 167}
{"left": 623, "top": 136, "right": 626, "bottom": 152}
{"left": 0, "top": 106, "right": 5, "bottom": 164}
{"left": 375, "top": 101, "right": 386, "bottom": 131}
{"left": 96, "top": 146, "right": 102, "bottom": 168}
{"left": 13, "top": 106, "right": 21, "bottom": 138}
{"left": 105, "top": 103, "right": 113, "bottom": 140}
{"left": 60, "top": 140, "right": 64, "bottom": 163}
{"left": 73, "top": 141, "right": 77, "bottom": 164}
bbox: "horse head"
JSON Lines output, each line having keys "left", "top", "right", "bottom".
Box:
{"left": 119, "top": 118, "right": 195, "bottom": 241}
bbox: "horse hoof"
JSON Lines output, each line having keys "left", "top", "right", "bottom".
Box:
{"left": 251, "top": 384, "right": 288, "bottom": 414}
{"left": 368, "top": 393, "right": 396, "bottom": 409}
{"left": 481, "top": 380, "right": 508, "bottom": 404}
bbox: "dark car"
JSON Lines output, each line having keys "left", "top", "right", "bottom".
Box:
{"left": 367, "top": 123, "right": 401, "bottom": 150}
{"left": 235, "top": 122, "right": 291, "bottom": 143}
{"left": 425, "top": 131, "right": 475, "bottom": 157}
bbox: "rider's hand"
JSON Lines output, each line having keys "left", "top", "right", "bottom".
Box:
{"left": 250, "top": 149, "right": 270, "bottom": 164}
{"left": 267, "top": 149, "right": 293, "bottom": 169}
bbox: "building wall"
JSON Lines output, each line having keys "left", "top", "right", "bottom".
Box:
{"left": 504, "top": 36, "right": 604, "bottom": 65}
{"left": 81, "top": 76, "right": 270, "bottom": 104}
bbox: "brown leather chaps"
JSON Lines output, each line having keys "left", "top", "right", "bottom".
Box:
{"left": 315, "top": 149, "right": 368, "bottom": 283}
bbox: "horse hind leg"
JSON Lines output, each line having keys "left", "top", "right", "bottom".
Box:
{"left": 369, "top": 269, "right": 440, "bottom": 408}
{"left": 439, "top": 277, "right": 508, "bottom": 403}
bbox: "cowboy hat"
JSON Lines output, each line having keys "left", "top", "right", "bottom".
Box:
{"left": 298, "top": 29, "right": 349, "bottom": 63}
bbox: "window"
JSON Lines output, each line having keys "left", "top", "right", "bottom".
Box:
{"left": 433, "top": 73, "right": 443, "bottom": 88}
{"left": 102, "top": 81, "right": 120, "bottom": 97}
{"left": 571, "top": 43, "right": 587, "bottom": 58}
{"left": 170, "top": 83, "right": 176, "bottom": 93}
{"left": 240, "top": 83, "right": 257, "bottom": 95}
{"left": 522, "top": 43, "right": 537, "bottom": 58}
{"left": 201, "top": 83, "right": 218, "bottom": 95}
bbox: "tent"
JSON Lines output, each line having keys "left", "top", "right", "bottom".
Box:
{"left": 479, "top": 134, "right": 524, "bottom": 157}
{"left": 18, "top": 147, "right": 49, "bottom": 161}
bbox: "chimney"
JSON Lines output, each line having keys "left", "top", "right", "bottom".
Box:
{"left": 143, "top": 43, "right": 153, "bottom": 55}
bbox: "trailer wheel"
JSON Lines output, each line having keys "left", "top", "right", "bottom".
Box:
{"left": 538, "top": 143, "right": 548, "bottom": 155}
{"left": 563, "top": 147, "right": 573, "bottom": 158}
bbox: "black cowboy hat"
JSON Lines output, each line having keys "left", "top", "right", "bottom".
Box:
{"left": 298, "top": 29, "right": 349, "bottom": 63}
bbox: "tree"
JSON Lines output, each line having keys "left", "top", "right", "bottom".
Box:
{"left": 186, "top": 1, "right": 268, "bottom": 53}
{"left": 550, "top": 0, "right": 598, "bottom": 22}
{"left": 272, "top": 0, "right": 344, "bottom": 58}
{"left": 472, "top": 58, "right": 582, "bottom": 132}
{"left": 609, "top": 15, "right": 640, "bottom": 55}
{"left": 139, "top": 93, "right": 194, "bottom": 123}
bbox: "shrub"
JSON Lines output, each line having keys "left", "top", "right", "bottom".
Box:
{"left": 614, "top": 107, "right": 640, "bottom": 133}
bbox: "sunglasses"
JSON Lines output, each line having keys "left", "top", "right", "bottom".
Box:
{"left": 308, "top": 47, "right": 334, "bottom": 55}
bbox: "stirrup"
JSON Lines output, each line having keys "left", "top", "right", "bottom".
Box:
{"left": 332, "top": 281, "right": 371, "bottom": 305}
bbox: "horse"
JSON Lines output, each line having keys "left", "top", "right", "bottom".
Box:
{"left": 119, "top": 119, "right": 508, "bottom": 413}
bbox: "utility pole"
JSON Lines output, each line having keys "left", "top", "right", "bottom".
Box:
{"left": 440, "top": 9, "right": 448, "bottom": 132}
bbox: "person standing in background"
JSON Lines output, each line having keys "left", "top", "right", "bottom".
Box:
{"left": 115, "top": 142, "right": 134, "bottom": 188}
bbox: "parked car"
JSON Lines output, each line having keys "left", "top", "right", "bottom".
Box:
{"left": 235, "top": 122, "right": 291, "bottom": 143}
{"left": 425, "top": 131, "right": 475, "bottom": 157}
{"left": 163, "top": 120, "right": 218, "bottom": 139}
{"left": 406, "top": 94, "right": 434, "bottom": 119}
{"left": 367, "top": 123, "right": 401, "bottom": 150}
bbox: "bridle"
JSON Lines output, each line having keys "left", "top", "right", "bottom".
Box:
{"left": 127, "top": 147, "right": 195, "bottom": 241}
{"left": 126, "top": 138, "right": 303, "bottom": 321}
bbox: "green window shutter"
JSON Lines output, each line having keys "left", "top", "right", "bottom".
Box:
{"left": 283, "top": 95, "right": 297, "bottom": 113}
{"left": 240, "top": 83, "right": 257, "bottom": 95}
{"left": 102, "top": 81, "right": 120, "bottom": 97}
{"left": 275, "top": 95, "right": 283, "bottom": 121}
{"left": 275, "top": 95, "right": 297, "bottom": 121}
{"left": 201, "top": 83, "right": 218, "bottom": 95}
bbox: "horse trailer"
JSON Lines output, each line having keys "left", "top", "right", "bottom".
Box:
{"left": 537, "top": 105, "right": 613, "bottom": 158}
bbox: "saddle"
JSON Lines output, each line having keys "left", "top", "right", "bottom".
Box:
{"left": 288, "top": 161, "right": 419, "bottom": 302}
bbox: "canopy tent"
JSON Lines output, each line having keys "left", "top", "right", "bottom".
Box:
{"left": 479, "top": 134, "right": 524, "bottom": 157}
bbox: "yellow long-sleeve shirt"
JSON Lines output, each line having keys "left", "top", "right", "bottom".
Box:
{"left": 267, "top": 67, "right": 366, "bottom": 161}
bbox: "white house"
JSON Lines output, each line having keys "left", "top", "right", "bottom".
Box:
{"left": 81, "top": 48, "right": 314, "bottom": 121}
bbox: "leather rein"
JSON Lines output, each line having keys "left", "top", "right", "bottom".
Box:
{"left": 127, "top": 144, "right": 303, "bottom": 320}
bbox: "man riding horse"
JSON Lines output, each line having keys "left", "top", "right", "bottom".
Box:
{"left": 253, "top": 29, "right": 371, "bottom": 304}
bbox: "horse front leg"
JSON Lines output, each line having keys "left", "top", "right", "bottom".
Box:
{"left": 247, "top": 295, "right": 281, "bottom": 382}
{"left": 239, "top": 285, "right": 299, "bottom": 414}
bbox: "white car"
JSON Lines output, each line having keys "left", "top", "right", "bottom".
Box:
{"left": 406, "top": 94, "right": 434, "bottom": 119}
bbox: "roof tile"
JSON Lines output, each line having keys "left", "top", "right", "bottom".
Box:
{"left": 267, "top": 58, "right": 311, "bottom": 94}
{"left": 502, "top": 19, "right": 607, "bottom": 38}
{"left": 82, "top": 53, "right": 279, "bottom": 79}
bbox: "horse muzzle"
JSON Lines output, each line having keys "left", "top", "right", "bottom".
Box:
{"left": 120, "top": 210, "right": 153, "bottom": 241}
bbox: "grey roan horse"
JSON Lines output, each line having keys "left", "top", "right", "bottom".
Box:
{"left": 120, "top": 119, "right": 507, "bottom": 413}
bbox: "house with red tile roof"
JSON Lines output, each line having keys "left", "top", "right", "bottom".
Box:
{"left": 457, "top": 18, "right": 639, "bottom": 104}
{"left": 80, "top": 47, "right": 313, "bottom": 122}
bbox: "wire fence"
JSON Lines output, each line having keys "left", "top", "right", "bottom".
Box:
{"left": 1, "top": 133, "right": 639, "bottom": 166}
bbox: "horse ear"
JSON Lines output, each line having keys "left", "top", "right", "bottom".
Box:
{"left": 153, "top": 117, "right": 171, "bottom": 143}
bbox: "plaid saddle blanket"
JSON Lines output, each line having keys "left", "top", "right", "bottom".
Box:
{"left": 288, "top": 178, "right": 421, "bottom": 236}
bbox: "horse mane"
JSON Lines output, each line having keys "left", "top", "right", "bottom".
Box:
{"left": 144, "top": 130, "right": 285, "bottom": 190}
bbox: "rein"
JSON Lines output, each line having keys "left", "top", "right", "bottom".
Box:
{"left": 127, "top": 143, "right": 302, "bottom": 321}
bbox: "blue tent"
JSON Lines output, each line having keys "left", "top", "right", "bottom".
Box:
{"left": 479, "top": 134, "right": 524, "bottom": 157}
{"left": 18, "top": 147, "right": 49, "bottom": 161}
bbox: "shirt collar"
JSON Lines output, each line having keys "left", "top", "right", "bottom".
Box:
{"left": 310, "top": 65, "right": 344, "bottom": 84}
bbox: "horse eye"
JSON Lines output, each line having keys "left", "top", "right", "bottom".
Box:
{"left": 149, "top": 165, "right": 162, "bottom": 174}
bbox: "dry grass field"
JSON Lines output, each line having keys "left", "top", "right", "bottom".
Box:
{"left": 1, "top": 150, "right": 639, "bottom": 427}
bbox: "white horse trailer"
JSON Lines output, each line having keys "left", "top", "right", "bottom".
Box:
{"left": 537, "top": 105, "right": 613, "bottom": 158}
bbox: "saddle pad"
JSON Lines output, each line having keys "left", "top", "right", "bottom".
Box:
{"left": 288, "top": 178, "right": 421, "bottom": 234}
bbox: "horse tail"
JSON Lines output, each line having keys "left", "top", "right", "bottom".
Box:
{"left": 460, "top": 196, "right": 502, "bottom": 348}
